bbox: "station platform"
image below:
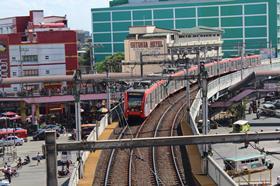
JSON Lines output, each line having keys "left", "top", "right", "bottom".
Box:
{"left": 78, "top": 122, "right": 118, "bottom": 186}
{"left": 180, "top": 120, "right": 216, "bottom": 186}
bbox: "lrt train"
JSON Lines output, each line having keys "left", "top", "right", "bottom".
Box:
{"left": 124, "top": 55, "right": 261, "bottom": 121}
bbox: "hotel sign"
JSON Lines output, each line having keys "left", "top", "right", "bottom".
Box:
{"left": 126, "top": 39, "right": 167, "bottom": 62}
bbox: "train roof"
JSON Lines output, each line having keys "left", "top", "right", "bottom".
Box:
{"left": 224, "top": 154, "right": 265, "bottom": 162}
{"left": 127, "top": 88, "right": 146, "bottom": 93}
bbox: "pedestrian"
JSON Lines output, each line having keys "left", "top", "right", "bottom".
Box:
{"left": 3, "top": 162, "right": 8, "bottom": 171}
{"left": 37, "top": 152, "right": 41, "bottom": 166}
{"left": 66, "top": 160, "right": 70, "bottom": 173}
{"left": 256, "top": 109, "right": 260, "bottom": 119}
{"left": 6, "top": 166, "right": 11, "bottom": 183}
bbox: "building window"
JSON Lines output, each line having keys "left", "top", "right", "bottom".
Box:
{"left": 22, "top": 55, "right": 38, "bottom": 62}
{"left": 45, "top": 56, "right": 49, "bottom": 60}
{"left": 23, "top": 69, "right": 39, "bottom": 76}
{"left": 12, "top": 57, "right": 16, "bottom": 61}
{"left": 12, "top": 72, "right": 17, "bottom": 76}
{"left": 46, "top": 70, "right": 50, "bottom": 74}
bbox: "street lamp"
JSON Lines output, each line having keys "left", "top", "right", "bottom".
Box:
{"left": 82, "top": 43, "right": 104, "bottom": 74}
{"left": 19, "top": 47, "right": 29, "bottom": 92}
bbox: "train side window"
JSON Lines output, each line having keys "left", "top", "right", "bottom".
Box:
{"left": 156, "top": 87, "right": 159, "bottom": 103}
{"left": 149, "top": 95, "right": 152, "bottom": 109}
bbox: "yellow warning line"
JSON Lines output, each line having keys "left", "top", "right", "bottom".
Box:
{"left": 180, "top": 120, "right": 216, "bottom": 186}
{"left": 78, "top": 122, "right": 118, "bottom": 186}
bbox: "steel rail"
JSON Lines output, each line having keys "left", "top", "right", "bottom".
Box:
{"left": 170, "top": 102, "right": 187, "bottom": 186}
{"left": 152, "top": 94, "right": 186, "bottom": 185}
{"left": 104, "top": 124, "right": 128, "bottom": 186}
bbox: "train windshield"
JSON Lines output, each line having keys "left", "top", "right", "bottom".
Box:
{"left": 128, "top": 92, "right": 143, "bottom": 110}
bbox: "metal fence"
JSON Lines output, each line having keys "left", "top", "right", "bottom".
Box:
{"left": 69, "top": 60, "right": 280, "bottom": 186}
{"left": 189, "top": 60, "right": 280, "bottom": 186}
{"left": 68, "top": 102, "right": 124, "bottom": 186}
{"left": 68, "top": 114, "right": 109, "bottom": 185}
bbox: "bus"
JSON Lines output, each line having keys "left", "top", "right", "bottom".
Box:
{"left": 224, "top": 154, "right": 273, "bottom": 176}
{"left": 232, "top": 120, "right": 250, "bottom": 133}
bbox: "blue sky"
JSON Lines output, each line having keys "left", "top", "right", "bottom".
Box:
{"left": 0, "top": 0, "right": 109, "bottom": 32}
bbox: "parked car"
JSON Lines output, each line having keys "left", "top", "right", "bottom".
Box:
{"left": 4, "top": 136, "right": 24, "bottom": 146}
{"left": 197, "top": 119, "right": 218, "bottom": 133}
{"left": 0, "top": 139, "right": 12, "bottom": 146}
{"left": 277, "top": 175, "right": 280, "bottom": 185}
{"left": 33, "top": 130, "right": 60, "bottom": 141}
{"left": 40, "top": 124, "right": 63, "bottom": 133}
{"left": 263, "top": 103, "right": 276, "bottom": 110}
{"left": 273, "top": 100, "right": 280, "bottom": 109}
{"left": 0, "top": 179, "right": 10, "bottom": 186}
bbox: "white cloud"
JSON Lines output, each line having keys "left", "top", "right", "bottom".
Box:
{"left": 0, "top": 0, "right": 109, "bottom": 32}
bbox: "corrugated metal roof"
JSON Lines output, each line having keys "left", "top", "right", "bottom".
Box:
{"left": 177, "top": 26, "right": 223, "bottom": 35}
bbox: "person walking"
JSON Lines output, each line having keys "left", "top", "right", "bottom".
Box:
{"left": 36, "top": 152, "right": 41, "bottom": 166}
{"left": 6, "top": 166, "right": 11, "bottom": 183}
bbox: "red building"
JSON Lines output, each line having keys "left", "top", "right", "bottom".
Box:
{"left": 0, "top": 10, "right": 78, "bottom": 93}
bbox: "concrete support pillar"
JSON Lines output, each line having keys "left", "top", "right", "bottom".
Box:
{"left": 45, "top": 131, "right": 57, "bottom": 186}
{"left": 19, "top": 101, "right": 26, "bottom": 123}
{"left": 31, "top": 104, "right": 36, "bottom": 125}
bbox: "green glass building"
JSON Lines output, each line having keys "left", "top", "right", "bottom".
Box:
{"left": 92, "top": 0, "right": 280, "bottom": 61}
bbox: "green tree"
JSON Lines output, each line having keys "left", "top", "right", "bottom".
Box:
{"left": 95, "top": 53, "right": 124, "bottom": 73}
{"left": 78, "top": 49, "right": 91, "bottom": 66}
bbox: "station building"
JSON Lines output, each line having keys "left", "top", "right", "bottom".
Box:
{"left": 0, "top": 10, "right": 78, "bottom": 93}
{"left": 92, "top": 0, "right": 280, "bottom": 61}
{"left": 123, "top": 25, "right": 223, "bottom": 75}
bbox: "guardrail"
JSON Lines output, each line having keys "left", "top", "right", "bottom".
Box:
{"left": 68, "top": 102, "right": 126, "bottom": 186}
{"left": 189, "top": 61, "right": 280, "bottom": 186}
{"left": 68, "top": 113, "right": 109, "bottom": 186}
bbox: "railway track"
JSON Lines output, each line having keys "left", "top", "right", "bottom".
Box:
{"left": 94, "top": 86, "right": 198, "bottom": 185}
{"left": 130, "top": 86, "right": 198, "bottom": 185}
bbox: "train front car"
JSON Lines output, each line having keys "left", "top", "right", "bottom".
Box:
{"left": 124, "top": 89, "right": 146, "bottom": 124}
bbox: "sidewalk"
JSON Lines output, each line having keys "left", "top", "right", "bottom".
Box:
{"left": 78, "top": 122, "right": 118, "bottom": 186}
{"left": 246, "top": 112, "right": 280, "bottom": 126}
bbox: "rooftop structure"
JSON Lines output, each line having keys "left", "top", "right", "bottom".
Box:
{"left": 92, "top": 0, "right": 279, "bottom": 61}
{"left": 123, "top": 25, "right": 222, "bottom": 74}
{"left": 0, "top": 10, "right": 78, "bottom": 93}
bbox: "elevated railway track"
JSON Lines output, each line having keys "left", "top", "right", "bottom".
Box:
{"left": 93, "top": 85, "right": 198, "bottom": 185}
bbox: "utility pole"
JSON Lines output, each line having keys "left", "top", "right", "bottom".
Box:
{"left": 73, "top": 69, "right": 83, "bottom": 178}
{"left": 184, "top": 56, "right": 190, "bottom": 123}
{"left": 216, "top": 47, "right": 220, "bottom": 77}
{"left": 269, "top": 41, "right": 272, "bottom": 65}
{"left": 0, "top": 59, "right": 2, "bottom": 82}
{"left": 19, "top": 46, "right": 28, "bottom": 91}
{"left": 140, "top": 52, "right": 143, "bottom": 77}
{"left": 19, "top": 45, "right": 23, "bottom": 92}
{"left": 241, "top": 42, "right": 245, "bottom": 80}
{"left": 106, "top": 62, "right": 111, "bottom": 124}
{"left": 199, "top": 60, "right": 209, "bottom": 175}
{"left": 89, "top": 44, "right": 94, "bottom": 73}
